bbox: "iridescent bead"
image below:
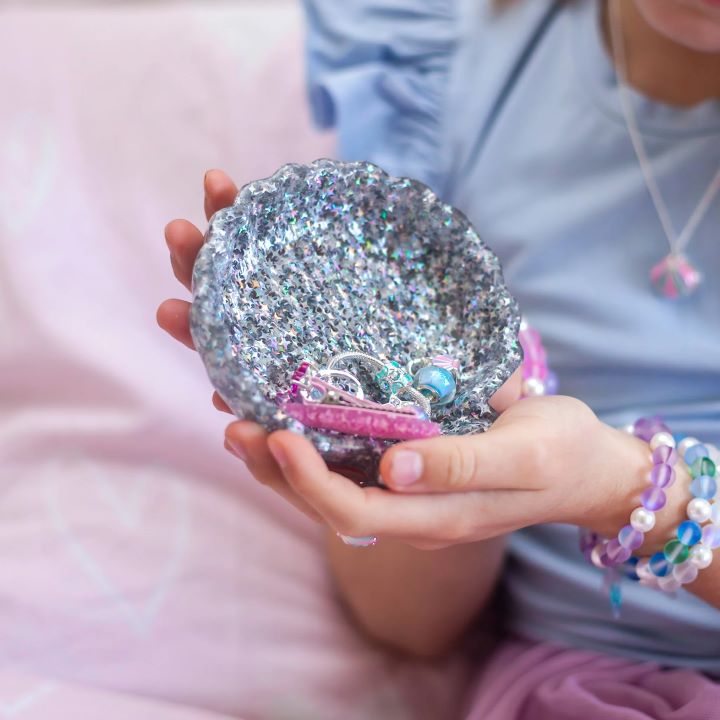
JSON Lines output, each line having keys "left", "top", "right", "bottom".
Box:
{"left": 658, "top": 574, "right": 682, "bottom": 592}
{"left": 618, "top": 524, "right": 644, "bottom": 551}
{"left": 649, "top": 463, "right": 675, "bottom": 488}
{"left": 677, "top": 437, "right": 700, "bottom": 456}
{"left": 649, "top": 552, "right": 671, "bottom": 577}
{"left": 677, "top": 520, "right": 702, "bottom": 547}
{"left": 684, "top": 443, "right": 709, "bottom": 465}
{"left": 673, "top": 561, "right": 699, "bottom": 585}
{"left": 713, "top": 503, "right": 720, "bottom": 525}
{"left": 635, "top": 557, "right": 652, "bottom": 580}
{"left": 375, "top": 361, "right": 413, "bottom": 395}
{"left": 689, "top": 475, "right": 717, "bottom": 500}
{"left": 663, "top": 539, "right": 690, "bottom": 565}
{"left": 641, "top": 487, "right": 667, "bottom": 511}
{"left": 620, "top": 423, "right": 636, "bottom": 435}
{"left": 649, "top": 431, "right": 675, "bottom": 451}
{"left": 606, "top": 538, "right": 632, "bottom": 564}
{"left": 630, "top": 507, "right": 656, "bottom": 532}
{"left": 651, "top": 445, "right": 677, "bottom": 466}
{"left": 690, "top": 457, "right": 716, "bottom": 479}
{"left": 687, "top": 498, "right": 712, "bottom": 523}
{"left": 544, "top": 371, "right": 559, "bottom": 395}
{"left": 689, "top": 545, "right": 713, "bottom": 569}
{"left": 701, "top": 524, "right": 720, "bottom": 550}
{"left": 413, "top": 365, "right": 457, "bottom": 405}
{"left": 708, "top": 444, "right": 720, "bottom": 464}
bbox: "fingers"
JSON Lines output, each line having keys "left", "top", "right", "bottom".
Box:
{"left": 165, "top": 220, "right": 204, "bottom": 292}
{"left": 225, "top": 422, "right": 323, "bottom": 522}
{"left": 204, "top": 169, "right": 238, "bottom": 221}
{"left": 213, "top": 392, "right": 232, "bottom": 414}
{"left": 379, "top": 423, "right": 540, "bottom": 494}
{"left": 265, "top": 430, "right": 513, "bottom": 541}
{"left": 156, "top": 299, "right": 194, "bottom": 349}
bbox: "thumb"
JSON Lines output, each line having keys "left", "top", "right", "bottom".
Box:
{"left": 380, "top": 424, "right": 526, "bottom": 493}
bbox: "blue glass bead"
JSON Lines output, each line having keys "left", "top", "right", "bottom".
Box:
{"left": 375, "top": 361, "right": 413, "bottom": 395}
{"left": 649, "top": 552, "right": 671, "bottom": 577}
{"left": 413, "top": 365, "right": 457, "bottom": 405}
{"left": 689, "top": 475, "right": 717, "bottom": 500}
{"left": 684, "top": 443, "right": 709, "bottom": 465}
{"left": 677, "top": 520, "right": 703, "bottom": 547}
{"left": 690, "top": 457, "right": 716, "bottom": 479}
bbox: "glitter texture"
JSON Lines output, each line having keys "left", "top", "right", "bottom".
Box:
{"left": 190, "top": 159, "right": 522, "bottom": 484}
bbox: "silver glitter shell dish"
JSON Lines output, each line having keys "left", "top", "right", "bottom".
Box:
{"left": 190, "top": 159, "right": 522, "bottom": 484}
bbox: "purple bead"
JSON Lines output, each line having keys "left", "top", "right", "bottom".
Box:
{"left": 641, "top": 486, "right": 667, "bottom": 511}
{"left": 633, "top": 418, "right": 655, "bottom": 442}
{"left": 618, "top": 524, "right": 644, "bottom": 550}
{"left": 606, "top": 538, "right": 632, "bottom": 565}
{"left": 652, "top": 445, "right": 678, "bottom": 466}
{"left": 702, "top": 524, "right": 720, "bottom": 550}
{"left": 689, "top": 475, "right": 717, "bottom": 500}
{"left": 685, "top": 444, "right": 709, "bottom": 465}
{"left": 649, "top": 463, "right": 675, "bottom": 488}
{"left": 545, "top": 371, "right": 559, "bottom": 395}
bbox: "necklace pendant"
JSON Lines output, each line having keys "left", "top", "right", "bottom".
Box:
{"left": 649, "top": 253, "right": 702, "bottom": 300}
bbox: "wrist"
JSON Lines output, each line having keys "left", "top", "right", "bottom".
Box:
{"left": 588, "top": 424, "right": 691, "bottom": 554}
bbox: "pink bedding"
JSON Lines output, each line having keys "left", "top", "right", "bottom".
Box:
{"left": 2, "top": 3, "right": 718, "bottom": 719}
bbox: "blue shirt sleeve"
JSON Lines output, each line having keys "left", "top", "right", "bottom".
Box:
{"left": 301, "top": 0, "right": 460, "bottom": 192}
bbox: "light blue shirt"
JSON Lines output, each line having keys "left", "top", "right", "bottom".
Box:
{"left": 303, "top": 0, "right": 720, "bottom": 673}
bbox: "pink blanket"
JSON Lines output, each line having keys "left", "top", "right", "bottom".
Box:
{"left": 1, "top": 3, "right": 717, "bottom": 719}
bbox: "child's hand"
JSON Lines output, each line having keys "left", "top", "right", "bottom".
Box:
{"left": 158, "top": 171, "right": 655, "bottom": 546}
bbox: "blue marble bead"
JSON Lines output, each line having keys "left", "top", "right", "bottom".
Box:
{"left": 677, "top": 520, "right": 703, "bottom": 547}
{"left": 413, "top": 365, "right": 457, "bottom": 405}
{"left": 684, "top": 443, "right": 709, "bottom": 465}
{"left": 649, "top": 552, "right": 671, "bottom": 577}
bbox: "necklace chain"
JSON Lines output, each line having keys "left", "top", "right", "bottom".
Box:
{"left": 608, "top": 0, "right": 720, "bottom": 258}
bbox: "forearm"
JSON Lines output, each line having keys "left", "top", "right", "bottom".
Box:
{"left": 326, "top": 529, "right": 506, "bottom": 657}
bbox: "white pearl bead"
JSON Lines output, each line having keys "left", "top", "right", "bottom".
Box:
{"left": 522, "top": 378, "right": 545, "bottom": 397}
{"left": 649, "top": 431, "right": 675, "bottom": 450}
{"left": 678, "top": 437, "right": 700, "bottom": 456}
{"left": 620, "top": 423, "right": 636, "bottom": 435}
{"left": 519, "top": 318, "right": 529, "bottom": 332}
{"left": 658, "top": 574, "right": 682, "bottom": 593}
{"left": 590, "top": 545, "right": 606, "bottom": 569}
{"left": 673, "top": 561, "right": 699, "bottom": 585}
{"left": 712, "top": 503, "right": 720, "bottom": 525}
{"left": 630, "top": 507, "right": 656, "bottom": 533}
{"left": 690, "top": 545, "right": 713, "bottom": 570}
{"left": 687, "top": 498, "right": 713, "bottom": 523}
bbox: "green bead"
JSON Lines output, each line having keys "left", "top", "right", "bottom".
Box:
{"left": 690, "top": 457, "right": 716, "bottom": 479}
{"left": 663, "top": 539, "right": 690, "bottom": 565}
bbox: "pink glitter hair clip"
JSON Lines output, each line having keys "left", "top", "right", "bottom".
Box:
{"left": 281, "top": 361, "right": 441, "bottom": 440}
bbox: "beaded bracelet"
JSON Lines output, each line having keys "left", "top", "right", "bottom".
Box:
{"left": 636, "top": 438, "right": 719, "bottom": 592}
{"left": 581, "top": 419, "right": 720, "bottom": 613}
{"left": 583, "top": 418, "right": 678, "bottom": 573}
{"left": 518, "top": 317, "right": 557, "bottom": 398}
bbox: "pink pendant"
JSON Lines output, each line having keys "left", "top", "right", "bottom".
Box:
{"left": 283, "top": 402, "right": 441, "bottom": 440}
{"left": 650, "top": 253, "right": 702, "bottom": 299}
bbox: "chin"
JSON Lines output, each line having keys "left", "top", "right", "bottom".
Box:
{"left": 635, "top": 0, "right": 720, "bottom": 52}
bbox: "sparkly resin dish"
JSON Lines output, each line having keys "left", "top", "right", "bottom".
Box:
{"left": 190, "top": 160, "right": 521, "bottom": 484}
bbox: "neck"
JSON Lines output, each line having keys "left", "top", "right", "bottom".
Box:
{"left": 603, "top": 0, "right": 720, "bottom": 106}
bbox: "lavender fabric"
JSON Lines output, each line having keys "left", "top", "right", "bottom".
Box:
{"left": 465, "top": 639, "right": 720, "bottom": 720}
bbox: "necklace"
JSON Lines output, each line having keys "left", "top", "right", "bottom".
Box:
{"left": 608, "top": 0, "right": 720, "bottom": 299}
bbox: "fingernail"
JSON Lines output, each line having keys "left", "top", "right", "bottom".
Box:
{"left": 268, "top": 441, "right": 288, "bottom": 470}
{"left": 226, "top": 437, "right": 247, "bottom": 462}
{"left": 389, "top": 450, "right": 423, "bottom": 487}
